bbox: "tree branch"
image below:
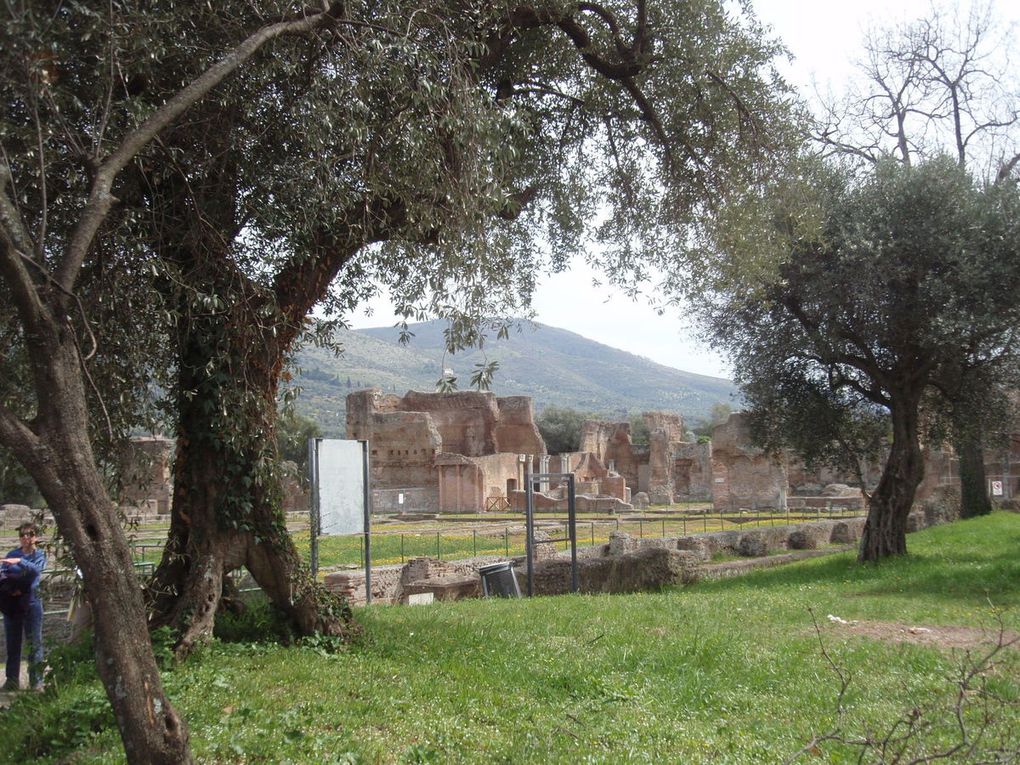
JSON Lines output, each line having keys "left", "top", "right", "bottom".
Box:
{"left": 55, "top": 3, "right": 345, "bottom": 294}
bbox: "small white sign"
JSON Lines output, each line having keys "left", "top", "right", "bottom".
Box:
{"left": 991, "top": 480, "right": 1003, "bottom": 497}
{"left": 398, "top": 492, "right": 404, "bottom": 505}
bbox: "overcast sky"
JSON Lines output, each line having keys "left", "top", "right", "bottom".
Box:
{"left": 349, "top": 1, "right": 1018, "bottom": 379}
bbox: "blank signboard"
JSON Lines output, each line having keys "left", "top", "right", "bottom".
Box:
{"left": 315, "top": 439, "right": 367, "bottom": 536}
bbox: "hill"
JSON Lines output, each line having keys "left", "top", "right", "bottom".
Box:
{"left": 290, "top": 319, "right": 738, "bottom": 435}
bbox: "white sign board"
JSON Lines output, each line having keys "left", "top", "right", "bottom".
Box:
{"left": 314, "top": 439, "right": 367, "bottom": 536}
{"left": 991, "top": 480, "right": 1003, "bottom": 497}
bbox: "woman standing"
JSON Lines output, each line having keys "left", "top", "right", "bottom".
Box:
{"left": 1, "top": 522, "right": 46, "bottom": 691}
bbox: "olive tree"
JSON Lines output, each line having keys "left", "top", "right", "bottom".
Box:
{"left": 701, "top": 158, "right": 1020, "bottom": 561}
{"left": 0, "top": 4, "right": 392, "bottom": 762}
{"left": 1, "top": 2, "right": 796, "bottom": 756}
{"left": 813, "top": 0, "right": 1020, "bottom": 516}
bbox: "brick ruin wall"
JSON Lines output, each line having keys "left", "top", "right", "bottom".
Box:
{"left": 710, "top": 413, "right": 787, "bottom": 511}
{"left": 347, "top": 389, "right": 547, "bottom": 512}
{"left": 118, "top": 436, "right": 175, "bottom": 515}
{"left": 493, "top": 396, "right": 546, "bottom": 455}
{"left": 578, "top": 412, "right": 711, "bottom": 504}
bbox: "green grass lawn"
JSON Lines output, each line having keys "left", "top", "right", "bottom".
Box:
{"left": 4, "top": 512, "right": 1019, "bottom": 764}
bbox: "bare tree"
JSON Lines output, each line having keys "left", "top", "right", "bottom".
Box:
{"left": 816, "top": 1, "right": 1018, "bottom": 178}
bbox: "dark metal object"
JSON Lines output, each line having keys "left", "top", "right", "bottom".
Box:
{"left": 478, "top": 561, "right": 521, "bottom": 598}
{"left": 524, "top": 469, "right": 578, "bottom": 596}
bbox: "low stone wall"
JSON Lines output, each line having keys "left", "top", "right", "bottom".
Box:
{"left": 373, "top": 488, "right": 437, "bottom": 514}
{"left": 527, "top": 547, "right": 700, "bottom": 596}
{"left": 0, "top": 505, "right": 54, "bottom": 530}
{"left": 323, "top": 557, "right": 483, "bottom": 605}
{"left": 786, "top": 496, "right": 866, "bottom": 512}
{"left": 327, "top": 496, "right": 959, "bottom": 606}
{"left": 510, "top": 491, "right": 633, "bottom": 514}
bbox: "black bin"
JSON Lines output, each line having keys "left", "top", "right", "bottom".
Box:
{"left": 478, "top": 561, "right": 521, "bottom": 598}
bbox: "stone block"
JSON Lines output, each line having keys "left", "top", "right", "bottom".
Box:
{"left": 737, "top": 532, "right": 768, "bottom": 558}
{"left": 608, "top": 531, "right": 638, "bottom": 556}
{"left": 529, "top": 547, "right": 699, "bottom": 596}
{"left": 787, "top": 522, "right": 833, "bottom": 550}
{"left": 403, "top": 577, "right": 480, "bottom": 601}
{"left": 675, "top": 536, "right": 712, "bottom": 561}
{"left": 831, "top": 518, "right": 866, "bottom": 544}
{"left": 905, "top": 511, "right": 928, "bottom": 533}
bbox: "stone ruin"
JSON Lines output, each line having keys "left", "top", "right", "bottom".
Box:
{"left": 345, "top": 389, "right": 990, "bottom": 516}
{"left": 346, "top": 388, "right": 634, "bottom": 514}
{"left": 1, "top": 434, "right": 308, "bottom": 530}
{"left": 118, "top": 435, "right": 175, "bottom": 515}
{"left": 7, "top": 389, "right": 1013, "bottom": 531}
{"left": 576, "top": 412, "right": 713, "bottom": 504}
{"left": 346, "top": 388, "right": 547, "bottom": 513}
{"left": 706, "top": 412, "right": 970, "bottom": 514}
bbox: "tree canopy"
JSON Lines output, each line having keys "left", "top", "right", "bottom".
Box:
{"left": 1, "top": 2, "right": 797, "bottom": 760}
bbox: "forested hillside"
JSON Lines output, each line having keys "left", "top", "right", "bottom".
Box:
{"left": 290, "top": 321, "right": 738, "bottom": 435}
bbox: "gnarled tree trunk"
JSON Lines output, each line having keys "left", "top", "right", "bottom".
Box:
{"left": 859, "top": 396, "right": 926, "bottom": 562}
{"left": 146, "top": 247, "right": 358, "bottom": 653}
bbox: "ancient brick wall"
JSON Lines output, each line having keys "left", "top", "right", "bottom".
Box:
{"left": 118, "top": 436, "right": 174, "bottom": 514}
{"left": 347, "top": 388, "right": 548, "bottom": 513}
{"left": 986, "top": 433, "right": 1020, "bottom": 504}
{"left": 361, "top": 411, "right": 442, "bottom": 490}
{"left": 399, "top": 391, "right": 501, "bottom": 457}
{"left": 494, "top": 396, "right": 546, "bottom": 455}
{"left": 579, "top": 421, "right": 643, "bottom": 487}
{"left": 436, "top": 454, "right": 484, "bottom": 512}
{"left": 710, "top": 413, "right": 787, "bottom": 511}
{"left": 668, "top": 441, "right": 713, "bottom": 501}
{"left": 578, "top": 413, "right": 701, "bottom": 505}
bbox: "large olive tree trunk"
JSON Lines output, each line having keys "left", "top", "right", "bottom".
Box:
{"left": 0, "top": 312, "right": 192, "bottom": 764}
{"left": 859, "top": 397, "right": 926, "bottom": 562}
{"left": 146, "top": 247, "right": 359, "bottom": 654}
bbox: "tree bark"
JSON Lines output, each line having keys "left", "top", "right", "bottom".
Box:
{"left": 146, "top": 251, "right": 356, "bottom": 653}
{"left": 956, "top": 430, "right": 992, "bottom": 518}
{"left": 0, "top": 317, "right": 192, "bottom": 763}
{"left": 859, "top": 395, "right": 926, "bottom": 562}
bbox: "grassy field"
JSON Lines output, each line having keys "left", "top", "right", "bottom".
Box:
{"left": 2, "top": 512, "right": 1018, "bottom": 763}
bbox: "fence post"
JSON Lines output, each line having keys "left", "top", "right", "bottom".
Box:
{"left": 436, "top": 532, "right": 441, "bottom": 560}
{"left": 505, "top": 527, "right": 509, "bottom": 557}
{"left": 639, "top": 519, "right": 643, "bottom": 539}
{"left": 473, "top": 529, "right": 477, "bottom": 557}
{"left": 401, "top": 534, "right": 405, "bottom": 563}
{"left": 591, "top": 522, "right": 595, "bottom": 548}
